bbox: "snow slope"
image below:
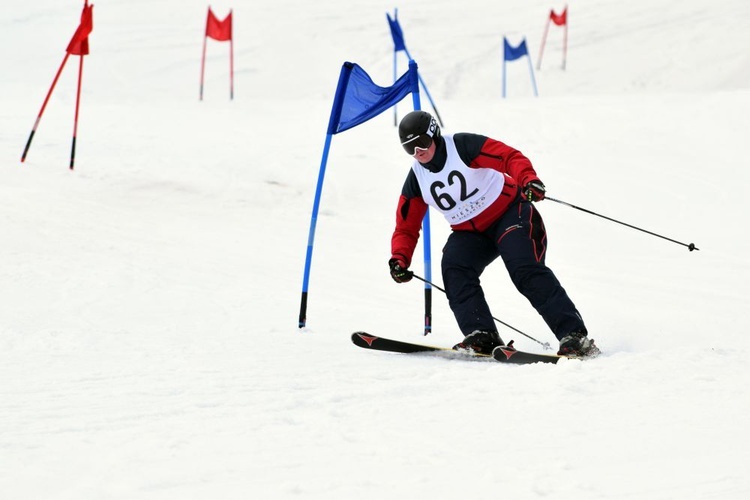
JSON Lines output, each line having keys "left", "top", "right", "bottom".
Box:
{"left": 2, "top": 1, "right": 749, "bottom": 499}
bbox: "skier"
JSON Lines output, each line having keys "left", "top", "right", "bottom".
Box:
{"left": 388, "top": 110, "right": 599, "bottom": 357}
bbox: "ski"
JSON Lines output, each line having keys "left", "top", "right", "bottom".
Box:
{"left": 351, "top": 332, "right": 491, "bottom": 358}
{"left": 492, "top": 343, "right": 564, "bottom": 364}
{"left": 352, "top": 332, "right": 584, "bottom": 365}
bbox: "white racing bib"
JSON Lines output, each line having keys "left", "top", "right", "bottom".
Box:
{"left": 412, "top": 135, "right": 505, "bottom": 225}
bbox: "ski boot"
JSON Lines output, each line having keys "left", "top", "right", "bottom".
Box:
{"left": 453, "top": 330, "right": 504, "bottom": 355}
{"left": 558, "top": 331, "right": 601, "bottom": 358}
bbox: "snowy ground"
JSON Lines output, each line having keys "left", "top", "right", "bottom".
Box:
{"left": 2, "top": 1, "right": 750, "bottom": 499}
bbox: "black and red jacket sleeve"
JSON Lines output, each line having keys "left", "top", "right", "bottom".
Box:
{"left": 390, "top": 170, "right": 428, "bottom": 268}
{"left": 455, "top": 133, "right": 540, "bottom": 187}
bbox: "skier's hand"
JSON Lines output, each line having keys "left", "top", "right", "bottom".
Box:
{"left": 389, "top": 259, "right": 413, "bottom": 283}
{"left": 523, "top": 181, "right": 546, "bottom": 202}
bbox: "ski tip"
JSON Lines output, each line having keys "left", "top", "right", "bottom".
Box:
{"left": 351, "top": 331, "right": 377, "bottom": 346}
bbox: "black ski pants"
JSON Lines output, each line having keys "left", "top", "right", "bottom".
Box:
{"left": 441, "top": 200, "right": 586, "bottom": 341}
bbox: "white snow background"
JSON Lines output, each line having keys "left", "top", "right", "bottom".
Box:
{"left": 2, "top": 1, "right": 750, "bottom": 499}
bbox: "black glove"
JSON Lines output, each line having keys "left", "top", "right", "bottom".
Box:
{"left": 523, "top": 181, "right": 546, "bottom": 202}
{"left": 389, "top": 258, "right": 413, "bottom": 283}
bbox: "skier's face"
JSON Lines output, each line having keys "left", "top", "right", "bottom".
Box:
{"left": 412, "top": 140, "right": 436, "bottom": 163}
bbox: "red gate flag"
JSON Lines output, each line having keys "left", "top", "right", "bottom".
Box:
{"left": 206, "top": 8, "right": 232, "bottom": 41}
{"left": 200, "top": 7, "right": 234, "bottom": 100}
{"left": 551, "top": 7, "right": 568, "bottom": 26}
{"left": 537, "top": 5, "right": 568, "bottom": 70}
{"left": 66, "top": 2, "right": 94, "bottom": 55}
{"left": 22, "top": 1, "right": 95, "bottom": 167}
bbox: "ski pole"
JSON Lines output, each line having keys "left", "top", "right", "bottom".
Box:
{"left": 411, "top": 273, "right": 552, "bottom": 350}
{"left": 546, "top": 196, "right": 699, "bottom": 252}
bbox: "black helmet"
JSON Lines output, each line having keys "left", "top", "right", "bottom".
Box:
{"left": 398, "top": 111, "right": 441, "bottom": 155}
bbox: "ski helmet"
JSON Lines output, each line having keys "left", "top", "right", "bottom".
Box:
{"left": 398, "top": 111, "right": 440, "bottom": 155}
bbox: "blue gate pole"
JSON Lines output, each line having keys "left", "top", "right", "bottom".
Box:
{"left": 409, "top": 62, "right": 432, "bottom": 335}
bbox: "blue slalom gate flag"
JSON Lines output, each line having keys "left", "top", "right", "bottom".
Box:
{"left": 385, "top": 9, "right": 443, "bottom": 129}
{"left": 327, "top": 62, "right": 417, "bottom": 135}
{"left": 504, "top": 38, "right": 529, "bottom": 61}
{"left": 502, "top": 36, "right": 538, "bottom": 98}
{"left": 300, "top": 61, "right": 422, "bottom": 331}
{"left": 386, "top": 12, "right": 406, "bottom": 52}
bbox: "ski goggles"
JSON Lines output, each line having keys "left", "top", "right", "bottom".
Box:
{"left": 401, "top": 134, "right": 433, "bottom": 155}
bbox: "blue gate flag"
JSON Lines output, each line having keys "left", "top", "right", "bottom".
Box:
{"left": 502, "top": 36, "right": 538, "bottom": 98}
{"left": 386, "top": 12, "right": 407, "bottom": 52}
{"left": 327, "top": 61, "right": 417, "bottom": 135}
{"left": 300, "top": 60, "right": 421, "bottom": 330}
{"left": 385, "top": 9, "right": 443, "bottom": 130}
{"left": 504, "top": 38, "right": 529, "bottom": 61}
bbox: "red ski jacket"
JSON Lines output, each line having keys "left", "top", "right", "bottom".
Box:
{"left": 391, "top": 133, "right": 541, "bottom": 268}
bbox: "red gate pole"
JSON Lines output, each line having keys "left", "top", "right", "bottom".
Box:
{"left": 537, "top": 15, "right": 551, "bottom": 70}
{"left": 69, "top": 54, "right": 85, "bottom": 170}
{"left": 562, "top": 13, "right": 568, "bottom": 70}
{"left": 200, "top": 34, "right": 207, "bottom": 100}
{"left": 229, "top": 30, "right": 234, "bottom": 99}
{"left": 21, "top": 53, "right": 71, "bottom": 162}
